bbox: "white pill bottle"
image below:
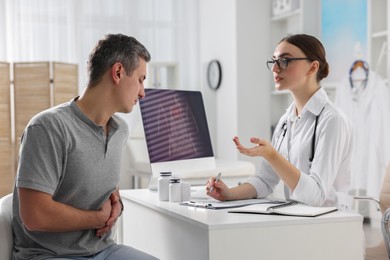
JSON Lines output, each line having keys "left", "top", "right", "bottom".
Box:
{"left": 158, "top": 172, "right": 172, "bottom": 201}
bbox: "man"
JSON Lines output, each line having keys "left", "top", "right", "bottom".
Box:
{"left": 12, "top": 34, "right": 157, "bottom": 259}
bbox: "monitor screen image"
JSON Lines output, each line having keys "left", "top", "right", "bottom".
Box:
{"left": 139, "top": 88, "right": 214, "bottom": 164}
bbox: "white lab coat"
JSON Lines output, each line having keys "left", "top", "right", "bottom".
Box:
{"left": 247, "top": 88, "right": 353, "bottom": 209}
{"left": 336, "top": 71, "right": 390, "bottom": 197}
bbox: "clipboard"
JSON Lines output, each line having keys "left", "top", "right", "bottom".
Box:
{"left": 180, "top": 198, "right": 286, "bottom": 210}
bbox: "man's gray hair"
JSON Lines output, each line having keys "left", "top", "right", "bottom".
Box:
{"left": 87, "top": 34, "right": 151, "bottom": 87}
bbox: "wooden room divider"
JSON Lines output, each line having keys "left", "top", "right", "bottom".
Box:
{"left": 0, "top": 63, "right": 11, "bottom": 142}
{"left": 53, "top": 62, "right": 78, "bottom": 106}
{"left": 0, "top": 63, "right": 13, "bottom": 196}
{"left": 13, "top": 62, "right": 51, "bottom": 142}
{"left": 0, "top": 61, "right": 78, "bottom": 196}
{"left": 13, "top": 62, "right": 78, "bottom": 142}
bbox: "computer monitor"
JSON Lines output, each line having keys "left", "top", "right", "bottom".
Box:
{"left": 139, "top": 88, "right": 216, "bottom": 188}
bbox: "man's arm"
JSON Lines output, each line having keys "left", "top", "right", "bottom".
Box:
{"left": 18, "top": 187, "right": 111, "bottom": 232}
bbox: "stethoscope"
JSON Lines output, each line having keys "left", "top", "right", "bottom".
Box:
{"left": 275, "top": 107, "right": 325, "bottom": 165}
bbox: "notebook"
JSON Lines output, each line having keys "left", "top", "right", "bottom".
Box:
{"left": 228, "top": 201, "right": 337, "bottom": 217}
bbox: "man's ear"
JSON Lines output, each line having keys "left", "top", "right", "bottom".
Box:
{"left": 111, "top": 62, "right": 123, "bottom": 84}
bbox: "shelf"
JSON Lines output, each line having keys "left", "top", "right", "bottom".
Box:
{"left": 148, "top": 62, "right": 177, "bottom": 68}
{"left": 271, "top": 9, "right": 301, "bottom": 22}
{"left": 372, "top": 30, "right": 388, "bottom": 39}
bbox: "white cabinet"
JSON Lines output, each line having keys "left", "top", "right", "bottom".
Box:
{"left": 268, "top": 0, "right": 320, "bottom": 130}
{"left": 368, "top": 0, "right": 388, "bottom": 81}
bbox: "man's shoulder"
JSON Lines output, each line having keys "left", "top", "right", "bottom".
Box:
{"left": 28, "top": 101, "right": 73, "bottom": 128}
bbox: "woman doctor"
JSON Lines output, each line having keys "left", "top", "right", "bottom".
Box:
{"left": 207, "top": 34, "right": 353, "bottom": 209}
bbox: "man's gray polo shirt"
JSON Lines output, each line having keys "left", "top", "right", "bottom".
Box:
{"left": 12, "top": 97, "right": 129, "bottom": 259}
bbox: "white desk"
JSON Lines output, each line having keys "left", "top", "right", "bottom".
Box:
{"left": 120, "top": 189, "right": 364, "bottom": 260}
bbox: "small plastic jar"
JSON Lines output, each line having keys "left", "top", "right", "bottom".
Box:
{"left": 169, "top": 177, "right": 181, "bottom": 202}
{"left": 158, "top": 172, "right": 172, "bottom": 201}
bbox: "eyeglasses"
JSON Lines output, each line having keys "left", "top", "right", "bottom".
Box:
{"left": 266, "top": 57, "right": 312, "bottom": 70}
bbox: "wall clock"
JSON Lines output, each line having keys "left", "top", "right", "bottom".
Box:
{"left": 207, "top": 59, "right": 222, "bottom": 90}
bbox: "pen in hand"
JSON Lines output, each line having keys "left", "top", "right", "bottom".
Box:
{"left": 209, "top": 172, "right": 222, "bottom": 193}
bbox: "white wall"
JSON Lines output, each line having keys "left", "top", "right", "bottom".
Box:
{"left": 200, "top": 0, "right": 238, "bottom": 160}
{"left": 200, "top": 0, "right": 271, "bottom": 169}
{"left": 236, "top": 0, "right": 271, "bottom": 164}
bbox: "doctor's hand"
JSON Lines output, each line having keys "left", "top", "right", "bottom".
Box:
{"left": 206, "top": 177, "right": 232, "bottom": 201}
{"left": 233, "top": 136, "right": 276, "bottom": 161}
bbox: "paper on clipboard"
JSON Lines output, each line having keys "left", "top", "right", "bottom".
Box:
{"left": 180, "top": 198, "right": 286, "bottom": 210}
